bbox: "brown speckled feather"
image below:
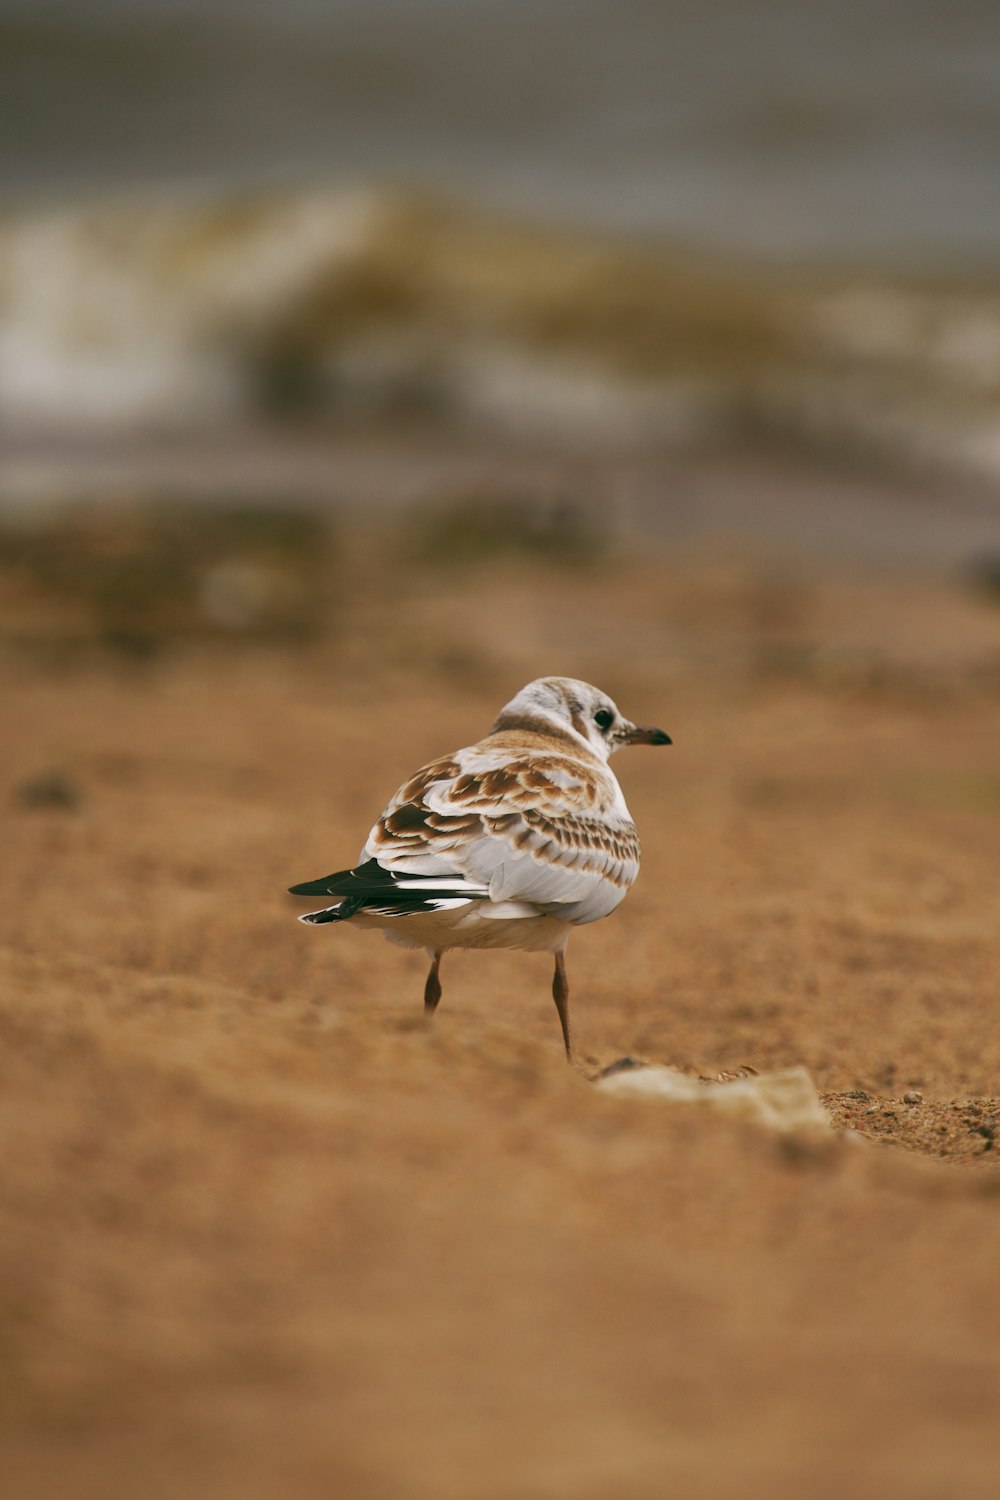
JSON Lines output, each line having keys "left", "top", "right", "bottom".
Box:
{"left": 362, "top": 728, "right": 641, "bottom": 926}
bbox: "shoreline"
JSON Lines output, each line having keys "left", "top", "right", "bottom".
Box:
{"left": 4, "top": 424, "right": 1000, "bottom": 573}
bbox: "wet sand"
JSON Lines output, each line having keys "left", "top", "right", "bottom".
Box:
{"left": 2, "top": 505, "right": 1000, "bottom": 1498}
{"left": 5, "top": 425, "right": 1000, "bottom": 570}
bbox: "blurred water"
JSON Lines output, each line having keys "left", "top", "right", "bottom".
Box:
{"left": 3, "top": 0, "right": 1000, "bottom": 265}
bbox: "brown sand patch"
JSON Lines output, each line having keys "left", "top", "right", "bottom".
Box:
{"left": 1, "top": 525, "right": 999, "bottom": 1498}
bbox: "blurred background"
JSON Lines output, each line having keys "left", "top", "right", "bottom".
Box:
{"left": 2, "top": 0, "right": 1000, "bottom": 573}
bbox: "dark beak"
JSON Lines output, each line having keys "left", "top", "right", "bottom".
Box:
{"left": 621, "top": 724, "right": 672, "bottom": 747}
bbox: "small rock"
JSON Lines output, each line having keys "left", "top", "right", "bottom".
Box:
{"left": 598, "top": 1056, "right": 645, "bottom": 1078}
{"left": 595, "top": 1063, "right": 830, "bottom": 1135}
{"left": 865, "top": 1106, "right": 879, "bottom": 1115}
{"left": 15, "top": 771, "right": 81, "bottom": 812}
{"left": 903, "top": 1091, "right": 923, "bottom": 1105}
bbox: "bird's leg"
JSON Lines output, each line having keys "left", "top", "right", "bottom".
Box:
{"left": 424, "top": 951, "right": 443, "bottom": 1016}
{"left": 552, "top": 950, "right": 572, "bottom": 1061}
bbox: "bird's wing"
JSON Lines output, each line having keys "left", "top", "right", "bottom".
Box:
{"left": 361, "top": 740, "right": 640, "bottom": 924}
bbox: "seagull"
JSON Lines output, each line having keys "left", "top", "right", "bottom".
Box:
{"left": 288, "top": 677, "right": 670, "bottom": 1059}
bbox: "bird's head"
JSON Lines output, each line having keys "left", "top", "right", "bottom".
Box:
{"left": 492, "top": 677, "right": 671, "bottom": 763}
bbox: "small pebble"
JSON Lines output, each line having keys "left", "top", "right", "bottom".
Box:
{"left": 903, "top": 1091, "right": 923, "bottom": 1105}
{"left": 15, "top": 770, "right": 81, "bottom": 812}
{"left": 599, "top": 1057, "right": 644, "bottom": 1078}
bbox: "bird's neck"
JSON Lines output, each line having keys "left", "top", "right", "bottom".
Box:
{"left": 487, "top": 712, "right": 606, "bottom": 763}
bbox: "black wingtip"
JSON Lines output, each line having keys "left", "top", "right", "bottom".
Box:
{"left": 288, "top": 877, "right": 334, "bottom": 896}
{"left": 289, "top": 860, "right": 386, "bottom": 898}
{"left": 297, "top": 894, "right": 365, "bottom": 924}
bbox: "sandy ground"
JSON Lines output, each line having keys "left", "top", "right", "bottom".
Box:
{"left": 2, "top": 502, "right": 1000, "bottom": 1499}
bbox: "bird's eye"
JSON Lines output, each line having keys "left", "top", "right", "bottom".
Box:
{"left": 594, "top": 709, "right": 614, "bottom": 731}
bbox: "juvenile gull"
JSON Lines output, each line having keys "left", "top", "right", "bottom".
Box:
{"left": 288, "top": 676, "right": 670, "bottom": 1058}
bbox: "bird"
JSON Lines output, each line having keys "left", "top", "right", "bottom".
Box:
{"left": 288, "top": 676, "right": 670, "bottom": 1059}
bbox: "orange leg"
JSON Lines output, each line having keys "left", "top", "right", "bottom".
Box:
{"left": 552, "top": 951, "right": 572, "bottom": 1061}
{"left": 424, "top": 951, "right": 443, "bottom": 1016}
